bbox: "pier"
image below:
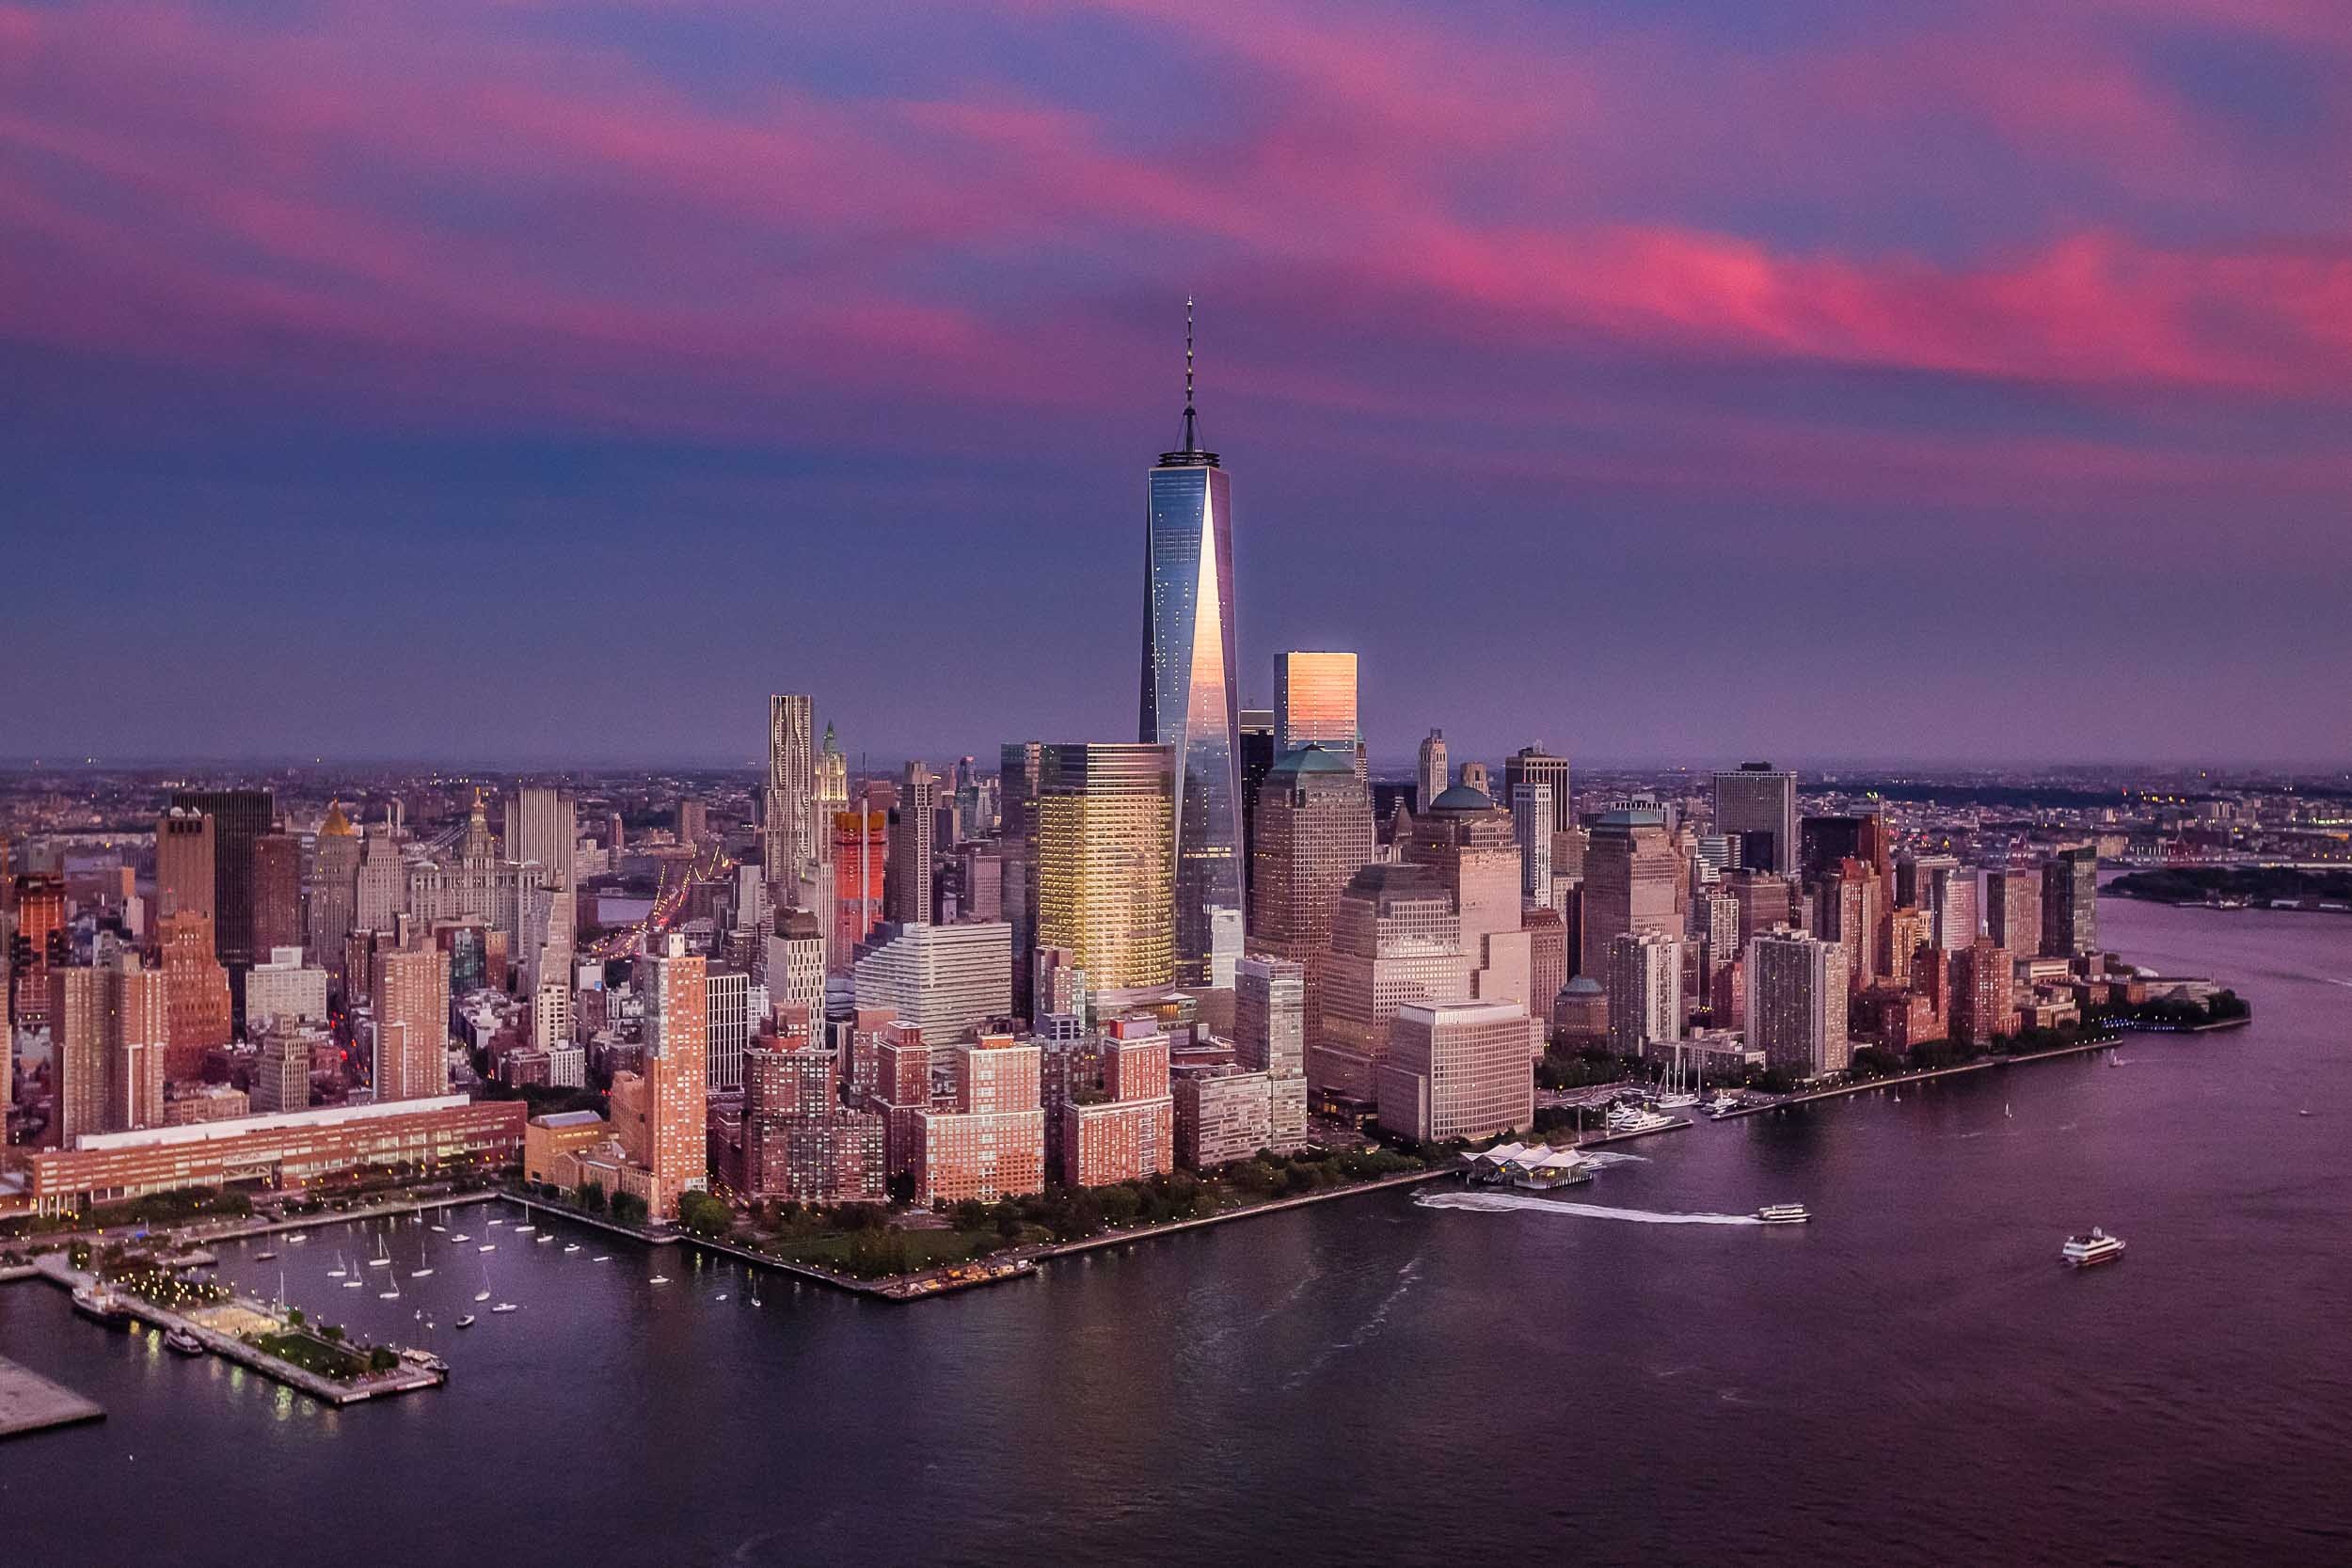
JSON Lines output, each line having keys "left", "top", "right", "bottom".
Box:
{"left": 0, "top": 1354, "right": 104, "bottom": 1441}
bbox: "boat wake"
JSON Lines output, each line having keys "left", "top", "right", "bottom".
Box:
{"left": 1575, "top": 1150, "right": 1647, "bottom": 1170}
{"left": 1416, "top": 1191, "right": 1762, "bottom": 1227}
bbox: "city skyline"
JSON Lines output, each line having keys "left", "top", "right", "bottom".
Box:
{"left": 8, "top": 3, "right": 2350, "bottom": 768}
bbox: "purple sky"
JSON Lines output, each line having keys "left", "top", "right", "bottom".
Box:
{"left": 5, "top": 1, "right": 2348, "bottom": 768}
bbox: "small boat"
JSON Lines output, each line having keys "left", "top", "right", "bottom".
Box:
{"left": 491, "top": 1303, "right": 520, "bottom": 1314}
{"left": 514, "top": 1225, "right": 535, "bottom": 1235}
{"left": 429, "top": 1225, "right": 447, "bottom": 1234}
{"left": 452, "top": 1234, "right": 471, "bottom": 1243}
{"left": 592, "top": 1256, "right": 612, "bottom": 1263}
{"left": 535, "top": 1233, "right": 554, "bottom": 1244}
{"left": 478, "top": 1244, "right": 497, "bottom": 1253}
{"left": 253, "top": 1249, "right": 278, "bottom": 1261}
{"left": 327, "top": 1253, "right": 349, "bottom": 1279}
{"left": 474, "top": 1269, "right": 492, "bottom": 1303}
{"left": 563, "top": 1244, "right": 580, "bottom": 1255}
{"left": 411, "top": 1267, "right": 435, "bottom": 1278}
{"left": 648, "top": 1275, "right": 671, "bottom": 1286}
{"left": 486, "top": 1218, "right": 505, "bottom": 1227}
{"left": 455, "top": 1314, "right": 476, "bottom": 1329}
{"left": 2062, "top": 1228, "right": 2126, "bottom": 1268}
{"left": 342, "top": 1272, "right": 364, "bottom": 1289}
{"left": 1756, "top": 1204, "right": 1811, "bottom": 1225}
{"left": 367, "top": 1238, "right": 393, "bottom": 1268}
{"left": 2004, "top": 1103, "right": 2012, "bottom": 1119}
{"left": 165, "top": 1326, "right": 206, "bottom": 1356}
{"left": 379, "top": 1282, "right": 401, "bottom": 1300}
{"left": 283, "top": 1232, "right": 308, "bottom": 1245}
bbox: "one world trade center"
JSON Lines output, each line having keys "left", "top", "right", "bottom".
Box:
{"left": 1139, "top": 300, "right": 1244, "bottom": 988}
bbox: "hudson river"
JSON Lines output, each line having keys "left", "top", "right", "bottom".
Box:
{"left": 6, "top": 895, "right": 2349, "bottom": 1566}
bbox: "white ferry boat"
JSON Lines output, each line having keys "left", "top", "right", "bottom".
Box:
{"left": 2062, "top": 1228, "right": 2126, "bottom": 1268}
{"left": 1756, "top": 1204, "right": 1810, "bottom": 1225}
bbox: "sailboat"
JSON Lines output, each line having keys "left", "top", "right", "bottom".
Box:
{"left": 749, "top": 1275, "right": 762, "bottom": 1308}
{"left": 378, "top": 1272, "right": 401, "bottom": 1301}
{"left": 474, "top": 1268, "right": 492, "bottom": 1304}
{"left": 2005, "top": 1102, "right": 2013, "bottom": 1119}
{"left": 411, "top": 1241, "right": 435, "bottom": 1279}
{"left": 327, "top": 1252, "right": 349, "bottom": 1279}
{"left": 367, "top": 1234, "right": 394, "bottom": 1268}
{"left": 342, "top": 1247, "right": 365, "bottom": 1288}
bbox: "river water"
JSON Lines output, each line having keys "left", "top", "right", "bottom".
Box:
{"left": 5, "top": 895, "right": 2349, "bottom": 1566}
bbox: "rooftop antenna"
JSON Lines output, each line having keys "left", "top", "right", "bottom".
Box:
{"left": 1182, "top": 295, "right": 1198, "bottom": 453}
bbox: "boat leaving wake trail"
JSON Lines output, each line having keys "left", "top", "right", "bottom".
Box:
{"left": 1417, "top": 1191, "right": 1762, "bottom": 1227}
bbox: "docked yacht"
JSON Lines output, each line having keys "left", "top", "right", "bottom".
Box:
{"left": 1605, "top": 1103, "right": 1676, "bottom": 1135}
{"left": 2061, "top": 1228, "right": 2126, "bottom": 1268}
{"left": 1756, "top": 1203, "right": 1811, "bottom": 1225}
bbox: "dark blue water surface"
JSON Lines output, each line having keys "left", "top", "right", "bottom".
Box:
{"left": 6, "top": 895, "right": 2349, "bottom": 1567}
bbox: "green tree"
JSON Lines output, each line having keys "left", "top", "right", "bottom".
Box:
{"left": 368, "top": 1346, "right": 398, "bottom": 1372}
{"left": 611, "top": 1192, "right": 648, "bottom": 1227}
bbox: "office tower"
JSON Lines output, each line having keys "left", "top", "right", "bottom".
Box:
{"left": 505, "top": 785, "right": 577, "bottom": 894}
{"left": 1510, "top": 782, "right": 1554, "bottom": 907}
{"left": 1277, "top": 651, "right": 1362, "bottom": 778}
{"left": 2041, "top": 846, "right": 2099, "bottom": 958}
{"left": 912, "top": 1033, "right": 1046, "bottom": 1204}
{"left": 1746, "top": 930, "right": 1850, "bottom": 1077}
{"left": 1931, "top": 864, "right": 1979, "bottom": 953}
{"left": 1951, "top": 937, "right": 2016, "bottom": 1048}
{"left": 308, "top": 802, "right": 361, "bottom": 980}
{"left": 244, "top": 948, "right": 328, "bottom": 1031}
{"left": 850, "top": 921, "right": 1012, "bottom": 1042}
{"left": 765, "top": 909, "right": 826, "bottom": 1023}
{"left": 704, "top": 966, "right": 751, "bottom": 1096}
{"left": 155, "top": 807, "right": 216, "bottom": 924}
{"left": 249, "top": 832, "right": 303, "bottom": 958}
{"left": 1724, "top": 866, "right": 1796, "bottom": 946}
{"left": 354, "top": 815, "right": 405, "bottom": 933}
{"left": 1503, "top": 746, "right": 1574, "bottom": 836}
{"left": 1314, "top": 863, "right": 1472, "bottom": 1102}
{"left": 372, "top": 943, "right": 452, "bottom": 1102}
{"left": 1404, "top": 781, "right": 1531, "bottom": 1007}
{"left": 764, "top": 694, "right": 818, "bottom": 895}
{"left": 832, "top": 808, "right": 888, "bottom": 966}
{"left": 253, "top": 1024, "right": 312, "bottom": 1115}
{"left": 1236, "top": 709, "right": 1277, "bottom": 905}
{"left": 1712, "top": 763, "right": 1799, "bottom": 878}
{"left": 1580, "top": 800, "right": 1683, "bottom": 977}
{"left": 999, "top": 737, "right": 1045, "bottom": 965}
{"left": 1059, "top": 1018, "right": 1176, "bottom": 1186}
{"left": 1797, "top": 814, "right": 1871, "bottom": 885}
{"left": 885, "top": 761, "right": 938, "bottom": 926}
{"left": 1233, "top": 954, "right": 1308, "bottom": 1149}
{"left": 954, "top": 845, "right": 1004, "bottom": 923}
{"left": 675, "top": 796, "right": 708, "bottom": 846}
{"left": 1248, "top": 745, "right": 1375, "bottom": 1031}
{"left": 1526, "top": 907, "right": 1567, "bottom": 1017}
{"left": 1036, "top": 742, "right": 1176, "bottom": 1006}
{"left": 635, "top": 934, "right": 710, "bottom": 1219}
{"left": 406, "top": 794, "right": 543, "bottom": 954}
{"left": 1606, "top": 932, "right": 1683, "bottom": 1058}
{"left": 155, "top": 911, "right": 231, "bottom": 1078}
{"left": 1377, "top": 1001, "right": 1537, "bottom": 1145}
{"left": 1987, "top": 867, "right": 2043, "bottom": 955}
{"left": 1416, "top": 730, "right": 1449, "bottom": 812}
{"left": 1816, "top": 860, "right": 1881, "bottom": 986}
{"left": 1138, "top": 303, "right": 1244, "bottom": 988}
{"left": 171, "top": 787, "right": 274, "bottom": 973}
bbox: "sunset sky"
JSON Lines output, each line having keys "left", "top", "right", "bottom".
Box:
{"left": 6, "top": 1, "right": 2347, "bottom": 766}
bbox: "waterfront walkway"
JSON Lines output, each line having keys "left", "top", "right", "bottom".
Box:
{"left": 1716, "top": 1033, "right": 2128, "bottom": 1120}
{"left": 0, "top": 1354, "right": 103, "bottom": 1441}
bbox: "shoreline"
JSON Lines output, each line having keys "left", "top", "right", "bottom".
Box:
{"left": 1716, "top": 1030, "right": 2146, "bottom": 1119}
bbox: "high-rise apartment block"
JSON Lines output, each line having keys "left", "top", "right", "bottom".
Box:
{"left": 1232, "top": 954, "right": 1309, "bottom": 1150}
{"left": 631, "top": 934, "right": 709, "bottom": 1219}
{"left": 1746, "top": 930, "right": 1850, "bottom": 1078}
{"left": 886, "top": 761, "right": 938, "bottom": 926}
{"left": 1058, "top": 1018, "right": 1175, "bottom": 1186}
{"left": 1606, "top": 931, "right": 1683, "bottom": 1058}
{"left": 1986, "top": 867, "right": 2043, "bottom": 955}
{"left": 372, "top": 943, "right": 452, "bottom": 1102}
{"left": 913, "top": 1033, "right": 1045, "bottom": 1204}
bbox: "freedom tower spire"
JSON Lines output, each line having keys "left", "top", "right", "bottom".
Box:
{"left": 1139, "top": 297, "right": 1243, "bottom": 987}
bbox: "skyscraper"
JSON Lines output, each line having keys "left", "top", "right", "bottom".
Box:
{"left": 309, "top": 802, "right": 361, "bottom": 981}
{"left": 1503, "top": 746, "right": 1573, "bottom": 836}
{"left": 635, "top": 933, "right": 710, "bottom": 1219}
{"left": 1581, "top": 800, "right": 1684, "bottom": 977}
{"left": 765, "top": 695, "right": 817, "bottom": 897}
{"left": 251, "top": 832, "right": 303, "bottom": 959}
{"left": 1746, "top": 930, "right": 1850, "bottom": 1077}
{"left": 1986, "top": 867, "right": 2042, "bottom": 955}
{"left": 1403, "top": 782, "right": 1531, "bottom": 1007}
{"left": 1314, "top": 863, "right": 1472, "bottom": 1103}
{"left": 1416, "top": 730, "right": 1449, "bottom": 812}
{"left": 831, "top": 808, "right": 888, "bottom": 968}
{"left": 1248, "top": 746, "right": 1375, "bottom": 1034}
{"left": 1037, "top": 742, "right": 1175, "bottom": 1006}
{"left": 2041, "top": 845, "right": 2099, "bottom": 958}
{"left": 1606, "top": 931, "right": 1683, "bottom": 1058}
{"left": 1138, "top": 301, "right": 1243, "bottom": 987}
{"left": 1377, "top": 1001, "right": 1536, "bottom": 1145}
{"left": 154, "top": 807, "right": 216, "bottom": 925}
{"left": 372, "top": 943, "right": 451, "bottom": 1102}
{"left": 1277, "top": 651, "right": 1362, "bottom": 777}
{"left": 1236, "top": 709, "right": 1277, "bottom": 905}
{"left": 505, "top": 785, "right": 577, "bottom": 895}
{"left": 885, "top": 761, "right": 937, "bottom": 926}
{"left": 1233, "top": 954, "right": 1309, "bottom": 1149}
{"left": 1712, "top": 763, "right": 1799, "bottom": 878}
{"left": 1510, "top": 782, "right": 1554, "bottom": 907}
{"left": 171, "top": 787, "right": 274, "bottom": 977}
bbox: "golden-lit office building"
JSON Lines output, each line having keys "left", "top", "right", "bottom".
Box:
{"left": 1036, "top": 743, "right": 1175, "bottom": 1006}
{"left": 1276, "top": 650, "right": 1362, "bottom": 777}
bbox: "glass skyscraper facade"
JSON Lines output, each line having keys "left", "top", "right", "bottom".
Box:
{"left": 1139, "top": 437, "right": 1242, "bottom": 988}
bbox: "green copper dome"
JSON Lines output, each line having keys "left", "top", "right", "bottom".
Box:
{"left": 1428, "top": 783, "right": 1494, "bottom": 811}
{"left": 1268, "top": 744, "right": 1355, "bottom": 778}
